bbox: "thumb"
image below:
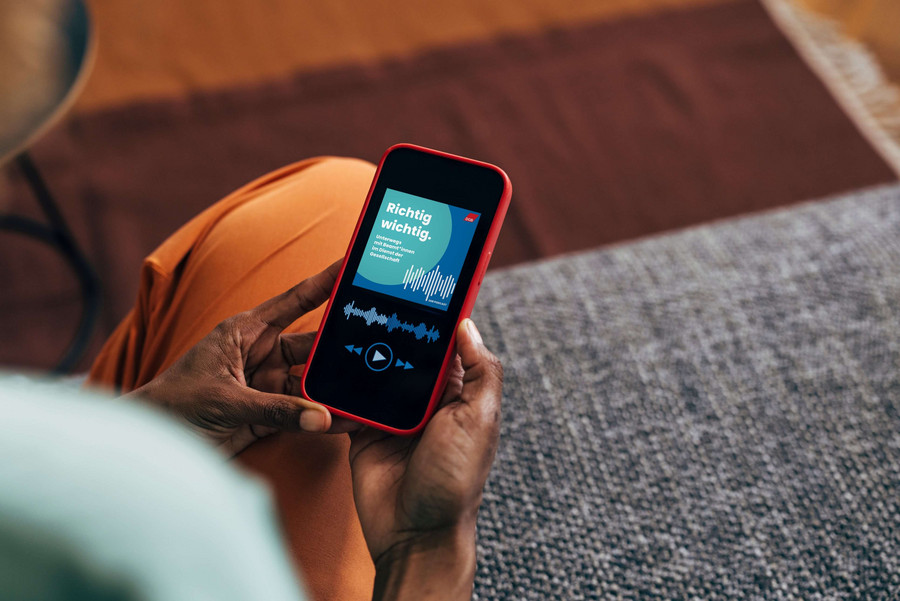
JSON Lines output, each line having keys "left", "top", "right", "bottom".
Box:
{"left": 234, "top": 387, "right": 333, "bottom": 433}
{"left": 455, "top": 318, "right": 503, "bottom": 413}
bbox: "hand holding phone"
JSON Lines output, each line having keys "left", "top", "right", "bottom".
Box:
{"left": 351, "top": 318, "right": 503, "bottom": 600}
{"left": 302, "top": 144, "right": 511, "bottom": 433}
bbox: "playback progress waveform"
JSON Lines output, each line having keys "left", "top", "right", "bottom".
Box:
{"left": 343, "top": 300, "right": 440, "bottom": 342}
{"left": 402, "top": 264, "right": 457, "bottom": 303}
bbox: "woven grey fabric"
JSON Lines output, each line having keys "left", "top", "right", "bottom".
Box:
{"left": 472, "top": 185, "right": 900, "bottom": 599}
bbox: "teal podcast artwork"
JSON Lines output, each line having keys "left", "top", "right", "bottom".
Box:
{"left": 353, "top": 189, "right": 480, "bottom": 310}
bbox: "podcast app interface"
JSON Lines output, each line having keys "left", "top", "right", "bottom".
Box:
{"left": 337, "top": 188, "right": 479, "bottom": 408}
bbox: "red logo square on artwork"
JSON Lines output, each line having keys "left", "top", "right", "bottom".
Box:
{"left": 464, "top": 213, "right": 479, "bottom": 223}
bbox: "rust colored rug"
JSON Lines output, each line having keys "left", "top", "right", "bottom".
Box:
{"left": 1, "top": 0, "right": 896, "bottom": 370}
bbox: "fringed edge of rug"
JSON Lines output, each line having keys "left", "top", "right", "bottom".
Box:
{"left": 761, "top": 0, "right": 900, "bottom": 178}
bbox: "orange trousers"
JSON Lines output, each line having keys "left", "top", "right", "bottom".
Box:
{"left": 88, "top": 157, "right": 378, "bottom": 601}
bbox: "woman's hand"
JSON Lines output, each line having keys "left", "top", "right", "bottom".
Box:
{"left": 128, "top": 261, "right": 356, "bottom": 456}
{"left": 349, "top": 319, "right": 503, "bottom": 601}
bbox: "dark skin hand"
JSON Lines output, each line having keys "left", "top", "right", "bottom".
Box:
{"left": 351, "top": 318, "right": 503, "bottom": 600}
{"left": 127, "top": 263, "right": 504, "bottom": 599}
{"left": 127, "top": 261, "right": 356, "bottom": 456}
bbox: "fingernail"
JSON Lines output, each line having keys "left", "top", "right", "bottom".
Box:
{"left": 300, "top": 410, "right": 326, "bottom": 432}
{"left": 465, "top": 318, "right": 483, "bottom": 345}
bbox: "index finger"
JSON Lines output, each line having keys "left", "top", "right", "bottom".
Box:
{"left": 253, "top": 260, "right": 343, "bottom": 330}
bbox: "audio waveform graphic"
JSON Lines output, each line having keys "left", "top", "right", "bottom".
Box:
{"left": 402, "top": 264, "right": 457, "bottom": 303}
{"left": 343, "top": 300, "right": 440, "bottom": 343}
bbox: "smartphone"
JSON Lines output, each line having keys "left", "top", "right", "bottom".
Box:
{"left": 301, "top": 144, "right": 512, "bottom": 434}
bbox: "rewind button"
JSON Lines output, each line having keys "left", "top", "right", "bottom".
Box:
{"left": 344, "top": 345, "right": 363, "bottom": 355}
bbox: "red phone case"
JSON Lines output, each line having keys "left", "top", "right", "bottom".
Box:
{"left": 301, "top": 143, "right": 512, "bottom": 434}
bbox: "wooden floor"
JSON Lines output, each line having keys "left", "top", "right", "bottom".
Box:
{"left": 798, "top": 0, "right": 900, "bottom": 82}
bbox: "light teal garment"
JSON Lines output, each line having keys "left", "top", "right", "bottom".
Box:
{"left": 0, "top": 375, "right": 307, "bottom": 601}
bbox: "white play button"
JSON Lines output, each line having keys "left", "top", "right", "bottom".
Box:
{"left": 364, "top": 343, "right": 393, "bottom": 372}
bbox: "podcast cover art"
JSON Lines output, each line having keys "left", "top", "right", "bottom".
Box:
{"left": 353, "top": 188, "right": 479, "bottom": 311}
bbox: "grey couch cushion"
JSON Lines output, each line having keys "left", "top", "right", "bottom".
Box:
{"left": 472, "top": 185, "right": 900, "bottom": 599}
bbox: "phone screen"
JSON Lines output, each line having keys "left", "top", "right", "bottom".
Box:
{"left": 303, "top": 146, "right": 506, "bottom": 431}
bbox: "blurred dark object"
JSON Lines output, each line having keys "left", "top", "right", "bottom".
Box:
{"left": 0, "top": 0, "right": 98, "bottom": 373}
{"left": 0, "top": 0, "right": 91, "bottom": 163}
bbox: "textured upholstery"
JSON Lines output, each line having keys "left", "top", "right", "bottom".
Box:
{"left": 472, "top": 185, "right": 900, "bottom": 599}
